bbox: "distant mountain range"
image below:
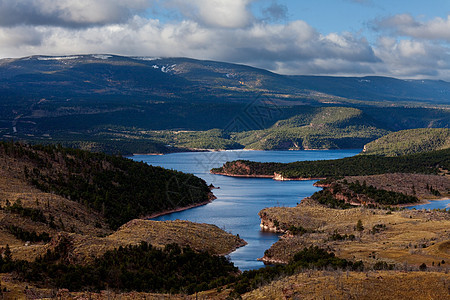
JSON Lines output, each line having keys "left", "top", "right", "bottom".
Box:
{"left": 1, "top": 54, "right": 450, "bottom": 104}
{"left": 0, "top": 54, "right": 449, "bottom": 153}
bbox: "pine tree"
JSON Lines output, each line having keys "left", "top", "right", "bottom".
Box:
{"left": 4, "top": 244, "right": 12, "bottom": 262}
{"left": 355, "top": 219, "right": 364, "bottom": 232}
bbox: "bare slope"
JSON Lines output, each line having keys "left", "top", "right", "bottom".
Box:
{"left": 259, "top": 200, "right": 450, "bottom": 267}
{"left": 12, "top": 219, "right": 246, "bottom": 264}
{"left": 243, "top": 271, "right": 450, "bottom": 300}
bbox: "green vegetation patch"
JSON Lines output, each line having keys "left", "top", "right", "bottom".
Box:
{"left": 213, "top": 148, "right": 450, "bottom": 179}
{"left": 6, "top": 226, "right": 51, "bottom": 243}
{"left": 362, "top": 128, "right": 450, "bottom": 156}
{"left": 0, "top": 242, "right": 362, "bottom": 297}
{"left": 233, "top": 107, "right": 388, "bottom": 150}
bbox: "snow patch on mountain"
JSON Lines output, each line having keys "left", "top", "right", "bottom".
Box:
{"left": 133, "top": 57, "right": 161, "bottom": 61}
{"left": 37, "top": 56, "right": 80, "bottom": 61}
{"left": 92, "top": 55, "right": 112, "bottom": 60}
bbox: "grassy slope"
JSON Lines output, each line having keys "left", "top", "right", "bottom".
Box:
{"left": 0, "top": 147, "right": 112, "bottom": 254}
{"left": 233, "top": 107, "right": 388, "bottom": 150}
{"left": 12, "top": 220, "right": 245, "bottom": 264}
{"left": 362, "top": 128, "right": 450, "bottom": 156}
{"left": 243, "top": 271, "right": 450, "bottom": 300}
{"left": 2, "top": 270, "right": 449, "bottom": 299}
{"left": 259, "top": 200, "right": 450, "bottom": 267}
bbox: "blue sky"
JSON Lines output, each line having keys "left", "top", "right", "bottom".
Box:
{"left": 1, "top": 0, "right": 450, "bottom": 80}
{"left": 272, "top": 1, "right": 450, "bottom": 36}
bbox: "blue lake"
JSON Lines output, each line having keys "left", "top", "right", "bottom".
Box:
{"left": 408, "top": 199, "right": 450, "bottom": 210}
{"left": 131, "top": 149, "right": 360, "bottom": 270}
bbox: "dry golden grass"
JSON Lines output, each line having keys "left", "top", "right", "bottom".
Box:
{"left": 0, "top": 273, "right": 190, "bottom": 299}
{"left": 12, "top": 219, "right": 246, "bottom": 264}
{"left": 260, "top": 200, "right": 450, "bottom": 268}
{"left": 243, "top": 271, "right": 450, "bottom": 300}
{"left": 0, "top": 272, "right": 233, "bottom": 300}
{"left": 0, "top": 154, "right": 111, "bottom": 258}
{"left": 2, "top": 270, "right": 449, "bottom": 300}
{"left": 111, "top": 219, "right": 246, "bottom": 255}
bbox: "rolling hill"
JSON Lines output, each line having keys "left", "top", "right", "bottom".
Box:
{"left": 362, "top": 128, "right": 450, "bottom": 156}
{"left": 233, "top": 107, "right": 388, "bottom": 150}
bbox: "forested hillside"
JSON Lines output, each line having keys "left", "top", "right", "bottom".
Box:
{"left": 212, "top": 148, "right": 450, "bottom": 179}
{"left": 0, "top": 141, "right": 211, "bottom": 229}
{"left": 233, "top": 107, "right": 388, "bottom": 150}
{"left": 362, "top": 128, "right": 450, "bottom": 156}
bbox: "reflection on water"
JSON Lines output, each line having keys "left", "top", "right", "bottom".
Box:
{"left": 131, "top": 149, "right": 360, "bottom": 270}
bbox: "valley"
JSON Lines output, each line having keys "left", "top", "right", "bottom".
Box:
{"left": 1, "top": 55, "right": 450, "bottom": 299}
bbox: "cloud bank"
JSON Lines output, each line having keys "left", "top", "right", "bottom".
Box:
{"left": 0, "top": 0, "right": 449, "bottom": 80}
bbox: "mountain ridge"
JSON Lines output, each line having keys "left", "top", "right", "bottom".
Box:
{"left": 2, "top": 54, "right": 450, "bottom": 104}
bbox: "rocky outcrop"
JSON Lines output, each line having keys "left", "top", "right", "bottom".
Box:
{"left": 259, "top": 211, "right": 288, "bottom": 234}
{"left": 274, "top": 173, "right": 326, "bottom": 181}
{"left": 259, "top": 217, "right": 282, "bottom": 233}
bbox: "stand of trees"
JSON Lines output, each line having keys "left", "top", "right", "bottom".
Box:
{"left": 213, "top": 148, "right": 450, "bottom": 179}
{"left": 345, "top": 180, "right": 419, "bottom": 205}
{"left": 0, "top": 243, "right": 363, "bottom": 297}
{"left": 0, "top": 241, "right": 237, "bottom": 294}
{"left": 0, "top": 141, "right": 211, "bottom": 229}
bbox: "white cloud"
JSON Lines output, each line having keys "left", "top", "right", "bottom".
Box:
{"left": 0, "top": 0, "right": 152, "bottom": 27}
{"left": 373, "top": 37, "right": 450, "bottom": 79}
{"left": 1, "top": 1, "right": 450, "bottom": 80}
{"left": 166, "top": 0, "right": 254, "bottom": 29}
{"left": 375, "top": 14, "right": 450, "bottom": 42}
{"left": 0, "top": 26, "right": 43, "bottom": 54}
{"left": 0, "top": 15, "right": 381, "bottom": 77}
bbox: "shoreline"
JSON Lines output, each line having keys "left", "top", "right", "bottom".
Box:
{"left": 274, "top": 176, "right": 327, "bottom": 181}
{"left": 400, "top": 197, "right": 450, "bottom": 208}
{"left": 210, "top": 172, "right": 274, "bottom": 179}
{"left": 219, "top": 239, "right": 249, "bottom": 256}
{"left": 129, "top": 148, "right": 363, "bottom": 157}
{"left": 211, "top": 171, "right": 325, "bottom": 181}
{"left": 143, "top": 198, "right": 214, "bottom": 219}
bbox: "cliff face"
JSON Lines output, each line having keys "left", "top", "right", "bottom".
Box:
{"left": 273, "top": 173, "right": 287, "bottom": 181}
{"left": 259, "top": 214, "right": 283, "bottom": 233}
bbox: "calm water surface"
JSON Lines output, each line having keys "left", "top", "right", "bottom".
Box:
{"left": 132, "top": 150, "right": 360, "bottom": 270}
{"left": 408, "top": 199, "right": 450, "bottom": 210}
